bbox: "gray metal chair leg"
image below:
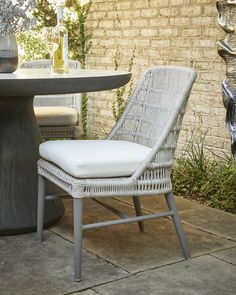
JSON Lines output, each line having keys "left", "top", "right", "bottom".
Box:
{"left": 73, "top": 198, "right": 83, "bottom": 282}
{"left": 37, "top": 175, "right": 45, "bottom": 242}
{"left": 132, "top": 196, "right": 144, "bottom": 232}
{"left": 164, "top": 192, "right": 190, "bottom": 259}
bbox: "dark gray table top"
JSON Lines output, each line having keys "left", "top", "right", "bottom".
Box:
{"left": 0, "top": 69, "right": 132, "bottom": 96}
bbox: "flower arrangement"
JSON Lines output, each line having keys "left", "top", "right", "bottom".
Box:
{"left": 0, "top": 0, "right": 35, "bottom": 34}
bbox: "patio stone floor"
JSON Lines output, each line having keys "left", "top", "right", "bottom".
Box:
{"left": 0, "top": 195, "right": 235, "bottom": 295}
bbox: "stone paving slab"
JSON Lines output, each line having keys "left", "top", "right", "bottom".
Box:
{"left": 117, "top": 195, "right": 204, "bottom": 213}
{"left": 70, "top": 290, "right": 99, "bottom": 295}
{"left": 211, "top": 247, "right": 236, "bottom": 266}
{"left": 50, "top": 199, "right": 235, "bottom": 273}
{"left": 119, "top": 195, "right": 236, "bottom": 241}
{"left": 179, "top": 207, "right": 236, "bottom": 241}
{"left": 94, "top": 255, "right": 236, "bottom": 295}
{"left": 0, "top": 231, "right": 127, "bottom": 295}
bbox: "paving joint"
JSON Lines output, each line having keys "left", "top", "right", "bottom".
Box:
{"left": 114, "top": 197, "right": 236, "bottom": 244}
{"left": 2, "top": 197, "right": 234, "bottom": 295}
{"left": 209, "top": 253, "right": 236, "bottom": 266}
{"left": 48, "top": 228, "right": 132, "bottom": 276}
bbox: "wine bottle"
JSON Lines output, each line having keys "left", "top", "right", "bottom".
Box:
{"left": 53, "top": 3, "right": 68, "bottom": 74}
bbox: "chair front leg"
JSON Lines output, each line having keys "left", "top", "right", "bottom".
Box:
{"left": 132, "top": 196, "right": 144, "bottom": 232}
{"left": 37, "top": 175, "right": 46, "bottom": 242}
{"left": 73, "top": 198, "right": 83, "bottom": 282}
{"left": 164, "top": 192, "right": 190, "bottom": 259}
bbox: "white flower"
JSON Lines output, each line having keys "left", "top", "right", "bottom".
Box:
{"left": 80, "top": 0, "right": 90, "bottom": 6}
{"left": 48, "top": 0, "right": 61, "bottom": 4}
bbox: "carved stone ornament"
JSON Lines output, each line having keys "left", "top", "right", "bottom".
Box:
{"left": 217, "top": 0, "right": 236, "bottom": 155}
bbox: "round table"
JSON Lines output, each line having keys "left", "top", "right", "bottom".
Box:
{"left": 0, "top": 68, "right": 131, "bottom": 235}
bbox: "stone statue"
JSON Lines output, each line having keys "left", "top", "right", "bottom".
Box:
{"left": 217, "top": 0, "right": 236, "bottom": 155}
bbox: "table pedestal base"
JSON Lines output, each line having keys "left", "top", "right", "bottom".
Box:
{"left": 0, "top": 96, "right": 64, "bottom": 235}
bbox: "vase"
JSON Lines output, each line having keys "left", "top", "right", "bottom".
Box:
{"left": 0, "top": 34, "right": 18, "bottom": 73}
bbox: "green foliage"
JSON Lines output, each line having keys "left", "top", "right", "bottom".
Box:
{"left": 112, "top": 47, "right": 135, "bottom": 122}
{"left": 65, "top": 0, "right": 92, "bottom": 69}
{"left": 17, "top": 0, "right": 56, "bottom": 61}
{"left": 31, "top": 0, "right": 92, "bottom": 68}
{"left": 17, "top": 30, "right": 48, "bottom": 62}
{"left": 33, "top": 0, "right": 56, "bottom": 27}
{"left": 18, "top": 0, "right": 92, "bottom": 137}
{"left": 172, "top": 138, "right": 236, "bottom": 214}
{"left": 81, "top": 93, "right": 88, "bottom": 137}
{"left": 64, "top": 0, "right": 92, "bottom": 137}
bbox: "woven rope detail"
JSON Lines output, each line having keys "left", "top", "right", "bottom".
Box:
{"left": 38, "top": 159, "right": 172, "bottom": 198}
{"left": 39, "top": 125, "right": 79, "bottom": 139}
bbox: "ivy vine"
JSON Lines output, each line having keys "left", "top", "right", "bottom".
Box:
{"left": 112, "top": 47, "right": 135, "bottom": 122}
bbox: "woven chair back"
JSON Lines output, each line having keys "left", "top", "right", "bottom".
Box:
{"left": 109, "top": 66, "right": 196, "bottom": 151}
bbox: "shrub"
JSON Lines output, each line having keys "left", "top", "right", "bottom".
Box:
{"left": 172, "top": 138, "right": 236, "bottom": 214}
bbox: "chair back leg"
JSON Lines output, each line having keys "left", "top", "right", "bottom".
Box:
{"left": 73, "top": 198, "right": 83, "bottom": 282}
{"left": 164, "top": 192, "right": 190, "bottom": 259}
{"left": 132, "top": 196, "right": 145, "bottom": 232}
{"left": 37, "top": 175, "right": 45, "bottom": 242}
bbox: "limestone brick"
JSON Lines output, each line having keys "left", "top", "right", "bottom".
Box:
{"left": 131, "top": 1, "right": 149, "bottom": 9}
{"left": 203, "top": 48, "right": 220, "bottom": 59}
{"left": 169, "top": 17, "right": 191, "bottom": 26}
{"left": 115, "top": 1, "right": 131, "bottom": 10}
{"left": 182, "top": 28, "right": 202, "bottom": 37}
{"left": 85, "top": 0, "right": 231, "bottom": 156}
{"left": 151, "top": 39, "right": 171, "bottom": 48}
{"left": 99, "top": 20, "right": 114, "bottom": 28}
{"left": 203, "top": 5, "right": 218, "bottom": 16}
{"left": 193, "top": 39, "right": 216, "bottom": 48}
{"left": 191, "top": 16, "right": 215, "bottom": 26}
{"left": 132, "top": 19, "right": 149, "bottom": 27}
{"left": 141, "top": 9, "right": 158, "bottom": 18}
{"left": 150, "top": 18, "right": 169, "bottom": 27}
{"left": 149, "top": 0, "right": 167, "bottom": 7}
{"left": 170, "top": 0, "right": 188, "bottom": 5}
{"left": 204, "top": 27, "right": 224, "bottom": 37}
{"left": 97, "top": 2, "right": 114, "bottom": 11}
{"left": 140, "top": 28, "right": 157, "bottom": 37}
{"left": 158, "top": 28, "right": 179, "bottom": 37}
{"left": 170, "top": 38, "right": 191, "bottom": 47}
{"left": 159, "top": 7, "right": 180, "bottom": 17}
{"left": 122, "top": 29, "right": 140, "bottom": 37}
{"left": 115, "top": 20, "right": 131, "bottom": 28}
{"left": 180, "top": 6, "right": 202, "bottom": 16}
{"left": 123, "top": 10, "right": 141, "bottom": 19}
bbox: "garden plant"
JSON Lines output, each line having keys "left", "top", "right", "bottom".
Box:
{"left": 172, "top": 136, "right": 236, "bottom": 214}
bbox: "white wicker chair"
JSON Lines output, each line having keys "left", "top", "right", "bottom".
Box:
{"left": 20, "top": 60, "right": 81, "bottom": 139}
{"left": 37, "top": 66, "right": 197, "bottom": 281}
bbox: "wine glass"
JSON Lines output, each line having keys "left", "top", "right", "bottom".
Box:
{"left": 42, "top": 27, "right": 59, "bottom": 72}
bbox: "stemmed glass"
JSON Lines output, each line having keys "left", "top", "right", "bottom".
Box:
{"left": 41, "top": 27, "right": 59, "bottom": 72}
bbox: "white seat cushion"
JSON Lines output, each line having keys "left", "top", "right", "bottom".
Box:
{"left": 34, "top": 106, "right": 78, "bottom": 126}
{"left": 39, "top": 140, "right": 151, "bottom": 178}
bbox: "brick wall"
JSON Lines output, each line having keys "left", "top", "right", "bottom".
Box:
{"left": 86, "top": 0, "right": 230, "bottom": 156}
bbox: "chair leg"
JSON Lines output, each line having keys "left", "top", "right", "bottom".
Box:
{"left": 132, "top": 196, "right": 144, "bottom": 232}
{"left": 164, "top": 192, "right": 190, "bottom": 259}
{"left": 73, "top": 198, "right": 83, "bottom": 282}
{"left": 37, "top": 175, "right": 45, "bottom": 242}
